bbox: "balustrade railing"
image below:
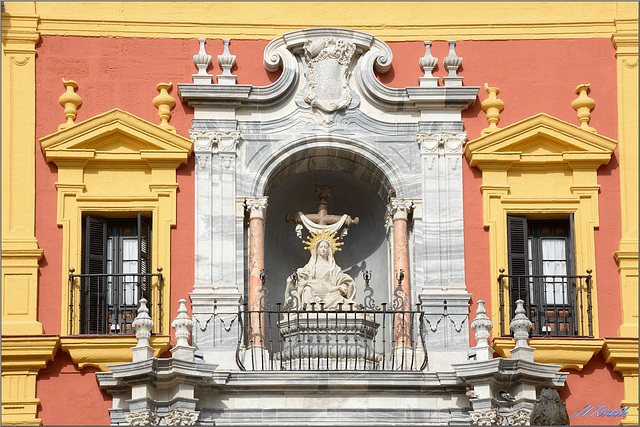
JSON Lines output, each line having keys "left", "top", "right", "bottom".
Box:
{"left": 498, "top": 270, "right": 593, "bottom": 337}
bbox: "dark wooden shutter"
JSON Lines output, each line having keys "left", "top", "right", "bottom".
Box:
{"left": 567, "top": 213, "right": 575, "bottom": 276}
{"left": 83, "top": 216, "right": 107, "bottom": 334}
{"left": 138, "top": 213, "right": 151, "bottom": 300}
{"left": 507, "top": 216, "right": 529, "bottom": 308}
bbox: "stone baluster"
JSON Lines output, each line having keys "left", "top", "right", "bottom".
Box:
{"left": 470, "top": 300, "right": 494, "bottom": 361}
{"left": 418, "top": 41, "right": 438, "bottom": 87}
{"left": 171, "top": 299, "right": 195, "bottom": 361}
{"left": 217, "top": 39, "right": 237, "bottom": 85}
{"left": 193, "top": 38, "right": 213, "bottom": 84}
{"left": 510, "top": 299, "right": 534, "bottom": 361}
{"left": 58, "top": 79, "right": 82, "bottom": 130}
{"left": 443, "top": 40, "right": 463, "bottom": 87}
{"left": 131, "top": 298, "right": 155, "bottom": 362}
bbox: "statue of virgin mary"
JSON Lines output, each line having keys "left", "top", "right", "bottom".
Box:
{"left": 285, "top": 232, "right": 357, "bottom": 311}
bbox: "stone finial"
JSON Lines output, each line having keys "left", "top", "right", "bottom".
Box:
{"left": 418, "top": 41, "right": 438, "bottom": 87}
{"left": 132, "top": 298, "right": 155, "bottom": 361}
{"left": 171, "top": 299, "right": 195, "bottom": 361}
{"left": 571, "top": 83, "right": 596, "bottom": 133}
{"left": 193, "top": 38, "right": 213, "bottom": 84}
{"left": 481, "top": 83, "right": 504, "bottom": 136}
{"left": 58, "top": 79, "right": 82, "bottom": 130}
{"left": 471, "top": 300, "right": 493, "bottom": 347}
{"left": 443, "top": 40, "right": 463, "bottom": 87}
{"left": 217, "top": 39, "right": 237, "bottom": 85}
{"left": 510, "top": 299, "right": 534, "bottom": 361}
{"left": 152, "top": 82, "right": 176, "bottom": 133}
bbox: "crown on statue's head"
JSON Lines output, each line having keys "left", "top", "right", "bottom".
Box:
{"left": 303, "top": 228, "right": 344, "bottom": 253}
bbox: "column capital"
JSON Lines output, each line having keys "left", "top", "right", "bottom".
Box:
{"left": 387, "top": 198, "right": 414, "bottom": 221}
{"left": 245, "top": 197, "right": 268, "bottom": 219}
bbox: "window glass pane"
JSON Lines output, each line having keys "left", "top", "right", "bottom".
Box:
{"left": 544, "top": 276, "right": 568, "bottom": 304}
{"left": 542, "top": 239, "right": 566, "bottom": 261}
{"left": 122, "top": 238, "right": 138, "bottom": 261}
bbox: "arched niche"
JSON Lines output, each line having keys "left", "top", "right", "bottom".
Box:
{"left": 260, "top": 146, "right": 394, "bottom": 309}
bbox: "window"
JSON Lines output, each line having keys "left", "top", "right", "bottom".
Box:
{"left": 506, "top": 215, "right": 590, "bottom": 336}
{"left": 81, "top": 214, "right": 151, "bottom": 334}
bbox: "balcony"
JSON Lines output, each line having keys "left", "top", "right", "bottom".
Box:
{"left": 498, "top": 270, "right": 593, "bottom": 337}
{"left": 68, "top": 270, "right": 164, "bottom": 335}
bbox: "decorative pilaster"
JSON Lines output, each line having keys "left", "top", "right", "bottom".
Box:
{"left": 571, "top": 83, "right": 596, "bottom": 133}
{"left": 1, "top": 2, "right": 44, "bottom": 337}
{"left": 480, "top": 84, "right": 504, "bottom": 136}
{"left": 58, "top": 79, "right": 82, "bottom": 130}
{"left": 152, "top": 82, "right": 176, "bottom": 133}
{"left": 217, "top": 39, "right": 237, "bottom": 85}
{"left": 190, "top": 128, "right": 242, "bottom": 368}
{"left": 612, "top": 4, "right": 639, "bottom": 339}
{"left": 443, "top": 40, "right": 463, "bottom": 87}
{"left": 193, "top": 38, "right": 212, "bottom": 84}
{"left": 602, "top": 338, "right": 639, "bottom": 426}
{"left": 418, "top": 41, "right": 438, "bottom": 87}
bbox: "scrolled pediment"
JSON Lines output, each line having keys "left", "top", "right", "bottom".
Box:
{"left": 465, "top": 113, "right": 617, "bottom": 169}
{"left": 39, "top": 108, "right": 193, "bottom": 165}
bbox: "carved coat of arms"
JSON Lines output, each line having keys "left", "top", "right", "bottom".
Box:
{"left": 303, "top": 38, "right": 356, "bottom": 112}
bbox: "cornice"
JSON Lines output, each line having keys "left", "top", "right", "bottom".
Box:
{"left": 0, "top": 335, "right": 60, "bottom": 370}
{"left": 492, "top": 337, "right": 605, "bottom": 371}
{"left": 602, "top": 338, "right": 639, "bottom": 373}
{"left": 6, "top": 2, "right": 624, "bottom": 41}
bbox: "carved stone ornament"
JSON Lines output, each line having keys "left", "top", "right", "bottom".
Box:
{"left": 164, "top": 409, "right": 200, "bottom": 426}
{"left": 470, "top": 409, "right": 502, "bottom": 426}
{"left": 506, "top": 409, "right": 531, "bottom": 426}
{"left": 189, "top": 130, "right": 241, "bottom": 153}
{"left": 245, "top": 197, "right": 268, "bottom": 219}
{"left": 387, "top": 199, "right": 414, "bottom": 221}
{"left": 303, "top": 38, "right": 356, "bottom": 112}
{"left": 470, "top": 300, "right": 493, "bottom": 347}
{"left": 125, "top": 409, "right": 160, "bottom": 426}
{"left": 417, "top": 133, "right": 466, "bottom": 155}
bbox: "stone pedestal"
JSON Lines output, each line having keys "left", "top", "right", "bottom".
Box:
{"left": 276, "top": 314, "right": 380, "bottom": 370}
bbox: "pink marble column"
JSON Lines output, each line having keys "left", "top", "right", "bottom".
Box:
{"left": 245, "top": 197, "right": 268, "bottom": 347}
{"left": 389, "top": 199, "right": 413, "bottom": 348}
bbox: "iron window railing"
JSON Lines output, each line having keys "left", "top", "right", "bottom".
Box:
{"left": 68, "top": 268, "right": 163, "bottom": 335}
{"left": 498, "top": 269, "right": 593, "bottom": 337}
{"left": 236, "top": 269, "right": 428, "bottom": 371}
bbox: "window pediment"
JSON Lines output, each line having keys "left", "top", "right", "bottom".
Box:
{"left": 40, "top": 108, "right": 193, "bottom": 165}
{"left": 465, "top": 113, "right": 617, "bottom": 168}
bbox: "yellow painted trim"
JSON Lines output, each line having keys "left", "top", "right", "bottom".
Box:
{"left": 493, "top": 337, "right": 604, "bottom": 371}
{"left": 1, "top": 336, "right": 59, "bottom": 426}
{"left": 465, "top": 113, "right": 618, "bottom": 339}
{"left": 6, "top": 2, "right": 620, "bottom": 41}
{"left": 602, "top": 338, "right": 639, "bottom": 426}
{"left": 59, "top": 335, "right": 171, "bottom": 371}
{"left": 39, "top": 109, "right": 193, "bottom": 336}
{"left": 1, "top": 1, "right": 44, "bottom": 336}
{"left": 612, "top": 3, "right": 639, "bottom": 339}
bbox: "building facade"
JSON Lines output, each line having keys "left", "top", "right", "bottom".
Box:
{"left": 1, "top": 1, "right": 638, "bottom": 425}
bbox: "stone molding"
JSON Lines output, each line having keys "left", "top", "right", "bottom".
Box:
{"left": 124, "top": 408, "right": 200, "bottom": 426}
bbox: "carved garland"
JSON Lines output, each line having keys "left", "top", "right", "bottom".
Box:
{"left": 125, "top": 409, "right": 200, "bottom": 426}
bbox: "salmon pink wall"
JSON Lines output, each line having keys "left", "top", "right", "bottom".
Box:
{"left": 560, "top": 353, "right": 625, "bottom": 425}
{"left": 37, "top": 351, "right": 112, "bottom": 425}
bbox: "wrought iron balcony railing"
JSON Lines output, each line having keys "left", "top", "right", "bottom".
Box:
{"left": 68, "top": 269, "right": 163, "bottom": 335}
{"left": 236, "top": 269, "right": 427, "bottom": 371}
{"left": 498, "top": 270, "right": 593, "bottom": 337}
